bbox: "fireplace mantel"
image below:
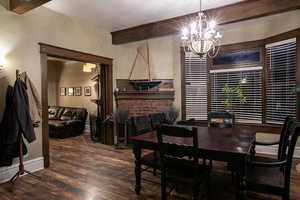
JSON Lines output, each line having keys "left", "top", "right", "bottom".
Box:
{"left": 114, "top": 90, "right": 175, "bottom": 100}
{"left": 115, "top": 79, "right": 175, "bottom": 117}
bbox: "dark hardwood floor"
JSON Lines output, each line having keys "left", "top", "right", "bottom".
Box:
{"left": 1, "top": 133, "right": 300, "bottom": 200}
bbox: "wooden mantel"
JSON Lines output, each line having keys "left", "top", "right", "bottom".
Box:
{"left": 111, "top": 0, "right": 300, "bottom": 44}
{"left": 115, "top": 79, "right": 175, "bottom": 100}
{"left": 115, "top": 90, "right": 175, "bottom": 100}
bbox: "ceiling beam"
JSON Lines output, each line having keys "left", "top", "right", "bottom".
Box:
{"left": 9, "top": 0, "right": 51, "bottom": 14}
{"left": 111, "top": 0, "right": 300, "bottom": 45}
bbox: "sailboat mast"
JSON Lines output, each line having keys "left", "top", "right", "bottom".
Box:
{"left": 129, "top": 53, "right": 139, "bottom": 80}
{"left": 147, "top": 43, "right": 152, "bottom": 81}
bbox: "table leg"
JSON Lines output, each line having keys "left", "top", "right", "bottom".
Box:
{"left": 133, "top": 147, "right": 141, "bottom": 195}
{"left": 235, "top": 158, "right": 247, "bottom": 200}
{"left": 250, "top": 140, "right": 256, "bottom": 160}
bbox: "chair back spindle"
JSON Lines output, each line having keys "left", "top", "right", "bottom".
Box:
{"left": 157, "top": 125, "right": 199, "bottom": 165}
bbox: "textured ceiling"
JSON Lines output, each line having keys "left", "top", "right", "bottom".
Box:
{"left": 44, "top": 0, "right": 245, "bottom": 31}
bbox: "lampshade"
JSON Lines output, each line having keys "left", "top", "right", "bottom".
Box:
{"left": 83, "top": 63, "right": 96, "bottom": 72}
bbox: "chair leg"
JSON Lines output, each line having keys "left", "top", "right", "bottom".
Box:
{"left": 206, "top": 175, "right": 211, "bottom": 200}
{"left": 153, "top": 169, "right": 157, "bottom": 176}
{"left": 209, "top": 160, "right": 213, "bottom": 168}
{"left": 192, "top": 183, "right": 200, "bottom": 200}
{"left": 282, "top": 192, "right": 290, "bottom": 200}
{"left": 161, "top": 169, "right": 167, "bottom": 200}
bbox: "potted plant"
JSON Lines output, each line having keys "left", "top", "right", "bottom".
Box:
{"left": 165, "top": 107, "right": 180, "bottom": 124}
{"left": 217, "top": 84, "right": 246, "bottom": 126}
{"left": 114, "top": 109, "right": 129, "bottom": 149}
{"left": 222, "top": 84, "right": 246, "bottom": 112}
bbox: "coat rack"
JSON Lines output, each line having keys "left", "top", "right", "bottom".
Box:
{"left": 10, "top": 69, "right": 41, "bottom": 183}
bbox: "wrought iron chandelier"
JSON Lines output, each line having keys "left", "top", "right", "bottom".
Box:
{"left": 181, "top": 0, "right": 222, "bottom": 57}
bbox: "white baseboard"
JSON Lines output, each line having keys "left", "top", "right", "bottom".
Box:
{"left": 256, "top": 145, "right": 300, "bottom": 158}
{"left": 0, "top": 157, "right": 44, "bottom": 184}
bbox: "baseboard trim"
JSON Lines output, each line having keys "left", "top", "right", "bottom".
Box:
{"left": 256, "top": 145, "right": 300, "bottom": 158}
{"left": 0, "top": 157, "right": 44, "bottom": 184}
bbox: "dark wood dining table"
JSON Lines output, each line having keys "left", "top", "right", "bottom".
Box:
{"left": 131, "top": 126, "right": 256, "bottom": 200}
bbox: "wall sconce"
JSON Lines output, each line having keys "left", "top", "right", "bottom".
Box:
{"left": 0, "top": 58, "right": 4, "bottom": 70}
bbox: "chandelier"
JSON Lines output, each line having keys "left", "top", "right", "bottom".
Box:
{"left": 181, "top": 0, "right": 222, "bottom": 57}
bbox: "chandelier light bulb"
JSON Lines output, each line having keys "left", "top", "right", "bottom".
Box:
{"left": 181, "top": 28, "right": 189, "bottom": 40}
{"left": 204, "top": 32, "right": 211, "bottom": 39}
{"left": 208, "top": 20, "right": 216, "bottom": 29}
{"left": 215, "top": 32, "right": 222, "bottom": 39}
{"left": 190, "top": 22, "right": 197, "bottom": 35}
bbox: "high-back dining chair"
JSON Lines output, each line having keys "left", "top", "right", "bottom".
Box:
{"left": 246, "top": 121, "right": 300, "bottom": 200}
{"left": 149, "top": 113, "right": 166, "bottom": 130}
{"left": 131, "top": 115, "right": 160, "bottom": 178}
{"left": 157, "top": 125, "right": 210, "bottom": 200}
{"left": 208, "top": 112, "right": 235, "bottom": 128}
{"left": 251, "top": 116, "right": 293, "bottom": 162}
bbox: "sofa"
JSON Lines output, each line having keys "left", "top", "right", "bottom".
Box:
{"left": 48, "top": 106, "right": 87, "bottom": 139}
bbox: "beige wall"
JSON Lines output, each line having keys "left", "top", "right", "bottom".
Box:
{"left": 56, "top": 61, "right": 98, "bottom": 115}
{"left": 0, "top": 5, "right": 114, "bottom": 163}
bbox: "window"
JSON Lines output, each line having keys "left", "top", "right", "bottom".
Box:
{"left": 213, "top": 49, "right": 261, "bottom": 66}
{"left": 266, "top": 38, "right": 297, "bottom": 124}
{"left": 184, "top": 53, "right": 207, "bottom": 120}
{"left": 210, "top": 66, "right": 263, "bottom": 123}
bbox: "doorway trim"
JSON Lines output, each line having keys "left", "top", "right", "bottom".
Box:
{"left": 39, "top": 43, "right": 114, "bottom": 168}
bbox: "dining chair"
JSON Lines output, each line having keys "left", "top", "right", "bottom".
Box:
{"left": 208, "top": 112, "right": 235, "bottom": 173}
{"left": 208, "top": 112, "right": 235, "bottom": 128}
{"left": 149, "top": 113, "right": 166, "bottom": 130}
{"left": 251, "top": 116, "right": 293, "bottom": 162}
{"left": 228, "top": 116, "right": 293, "bottom": 181}
{"left": 157, "top": 124, "right": 211, "bottom": 200}
{"left": 131, "top": 115, "right": 160, "bottom": 177}
{"left": 246, "top": 121, "right": 300, "bottom": 200}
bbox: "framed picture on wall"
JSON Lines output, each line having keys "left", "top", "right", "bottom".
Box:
{"left": 60, "top": 87, "right": 66, "bottom": 96}
{"left": 75, "top": 87, "right": 82, "bottom": 96}
{"left": 67, "top": 87, "right": 74, "bottom": 96}
{"left": 84, "top": 86, "right": 91, "bottom": 96}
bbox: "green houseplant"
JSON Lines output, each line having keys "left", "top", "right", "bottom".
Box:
{"left": 114, "top": 109, "right": 129, "bottom": 149}
{"left": 222, "top": 84, "right": 246, "bottom": 112}
{"left": 166, "top": 107, "right": 180, "bottom": 123}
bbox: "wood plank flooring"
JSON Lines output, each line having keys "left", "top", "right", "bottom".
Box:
{"left": 0, "top": 133, "right": 300, "bottom": 200}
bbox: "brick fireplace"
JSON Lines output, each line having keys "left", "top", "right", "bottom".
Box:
{"left": 117, "top": 99, "right": 174, "bottom": 117}
{"left": 115, "top": 79, "right": 175, "bottom": 117}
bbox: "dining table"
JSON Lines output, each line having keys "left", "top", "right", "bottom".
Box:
{"left": 131, "top": 125, "right": 256, "bottom": 200}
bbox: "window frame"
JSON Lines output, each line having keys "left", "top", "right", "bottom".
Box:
{"left": 180, "top": 28, "right": 300, "bottom": 133}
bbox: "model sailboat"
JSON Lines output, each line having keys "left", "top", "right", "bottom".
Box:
{"left": 129, "top": 42, "right": 161, "bottom": 90}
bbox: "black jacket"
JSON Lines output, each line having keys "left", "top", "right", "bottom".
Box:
{"left": 0, "top": 85, "right": 28, "bottom": 167}
{"left": 0, "top": 79, "right": 36, "bottom": 167}
{"left": 11, "top": 79, "right": 36, "bottom": 143}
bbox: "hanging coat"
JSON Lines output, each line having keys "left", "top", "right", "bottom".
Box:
{"left": 0, "top": 85, "right": 28, "bottom": 167}
{"left": 20, "top": 73, "right": 42, "bottom": 127}
{"left": 10, "top": 78, "right": 36, "bottom": 143}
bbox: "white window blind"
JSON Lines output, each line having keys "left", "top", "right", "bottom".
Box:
{"left": 266, "top": 38, "right": 297, "bottom": 124}
{"left": 184, "top": 53, "right": 207, "bottom": 120}
{"left": 210, "top": 66, "right": 263, "bottom": 123}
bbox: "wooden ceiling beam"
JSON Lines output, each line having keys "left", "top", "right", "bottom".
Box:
{"left": 9, "top": 0, "right": 52, "bottom": 14}
{"left": 111, "top": 0, "right": 300, "bottom": 44}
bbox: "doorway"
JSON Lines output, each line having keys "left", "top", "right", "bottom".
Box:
{"left": 40, "top": 43, "right": 114, "bottom": 168}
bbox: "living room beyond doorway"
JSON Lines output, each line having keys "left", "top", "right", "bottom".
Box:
{"left": 40, "top": 43, "right": 114, "bottom": 168}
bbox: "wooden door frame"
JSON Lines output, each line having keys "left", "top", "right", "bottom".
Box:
{"left": 39, "top": 43, "right": 114, "bottom": 168}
